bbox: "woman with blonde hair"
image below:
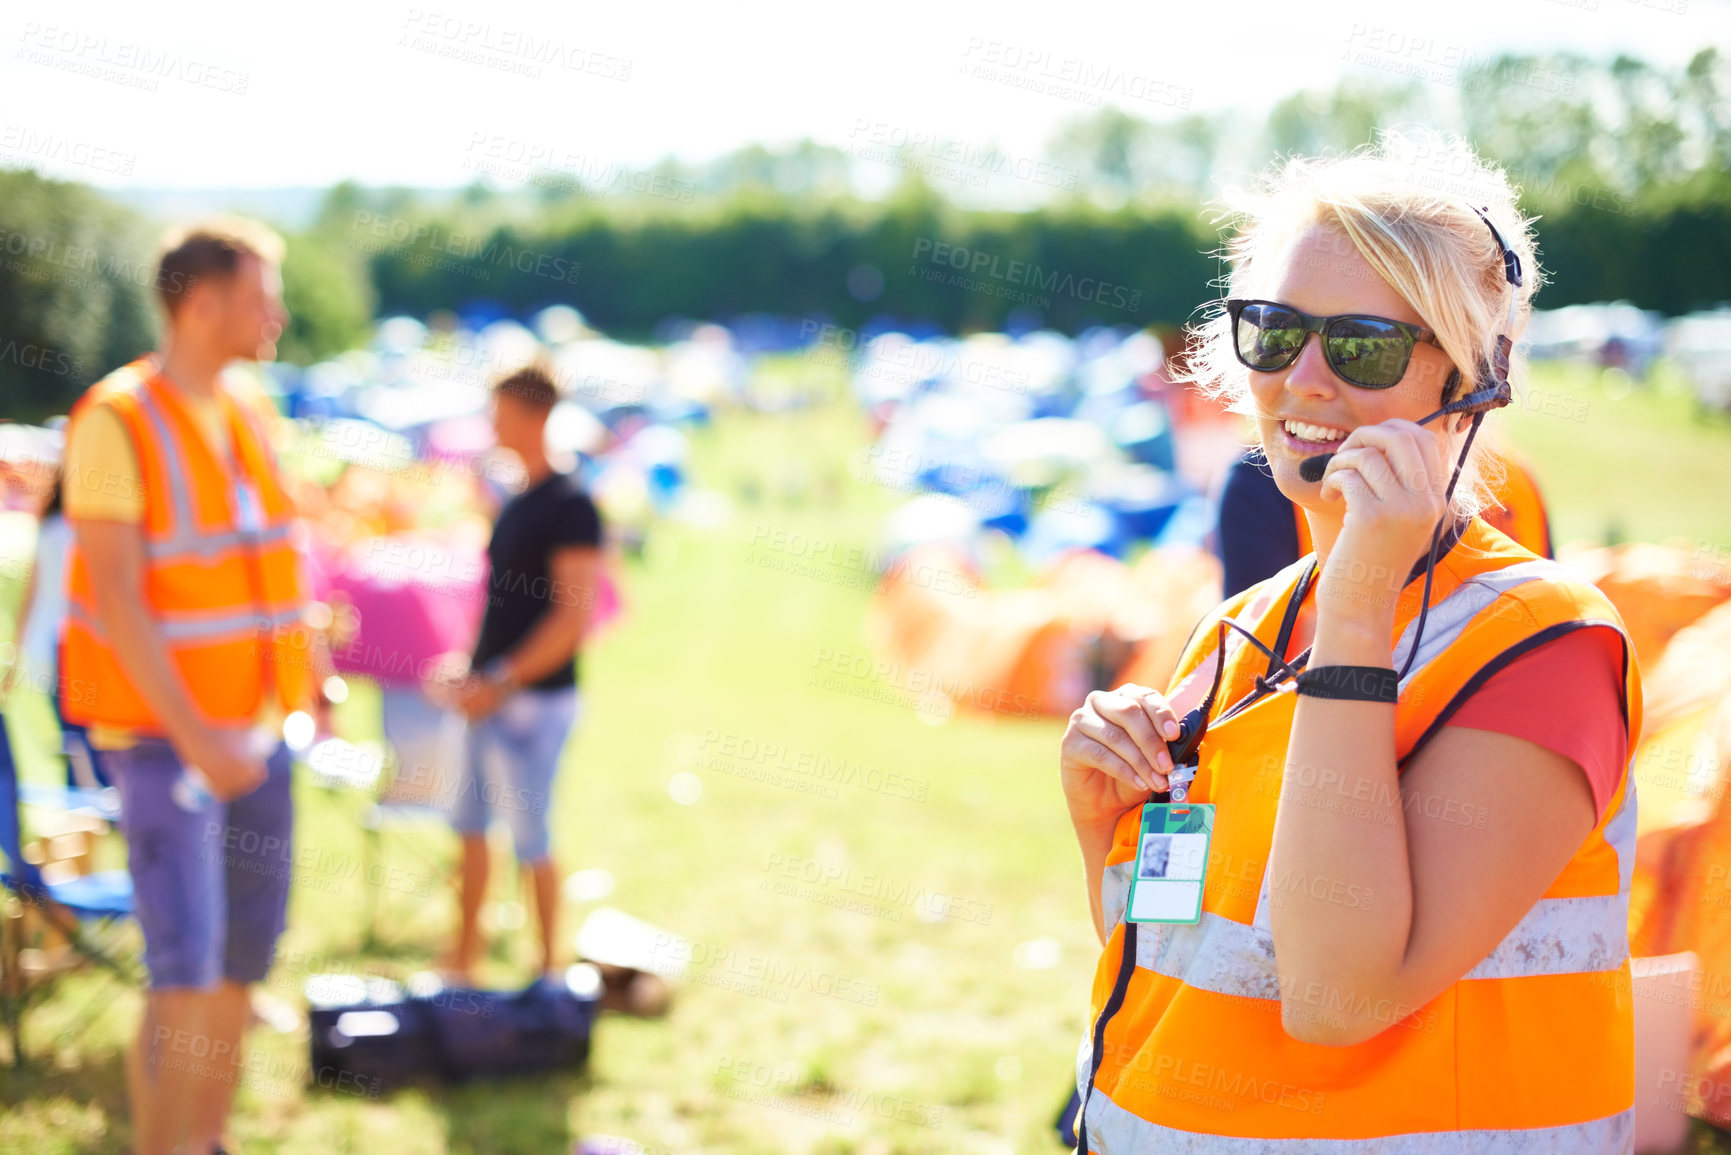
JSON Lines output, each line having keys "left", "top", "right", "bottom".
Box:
{"left": 1061, "top": 135, "right": 1640, "bottom": 1152}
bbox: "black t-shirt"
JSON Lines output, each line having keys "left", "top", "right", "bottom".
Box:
{"left": 471, "top": 471, "right": 604, "bottom": 690}
{"left": 1215, "top": 451, "right": 1302, "bottom": 599}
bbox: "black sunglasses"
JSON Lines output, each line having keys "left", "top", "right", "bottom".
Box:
{"left": 1226, "top": 298, "right": 1440, "bottom": 389}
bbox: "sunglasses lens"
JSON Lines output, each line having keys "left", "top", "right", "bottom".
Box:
{"left": 1326, "top": 318, "right": 1412, "bottom": 388}
{"left": 1236, "top": 303, "right": 1306, "bottom": 369}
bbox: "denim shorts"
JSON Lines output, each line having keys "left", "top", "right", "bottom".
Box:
{"left": 107, "top": 736, "right": 294, "bottom": 990}
{"left": 452, "top": 688, "right": 577, "bottom": 862}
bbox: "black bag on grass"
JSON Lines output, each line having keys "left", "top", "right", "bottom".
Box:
{"left": 424, "top": 980, "right": 598, "bottom": 1079}
{"left": 308, "top": 968, "right": 601, "bottom": 1092}
{"left": 306, "top": 979, "right": 438, "bottom": 1096}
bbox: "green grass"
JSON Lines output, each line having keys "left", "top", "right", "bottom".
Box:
{"left": 1, "top": 354, "right": 1729, "bottom": 1153}
{"left": 1502, "top": 360, "right": 1731, "bottom": 551}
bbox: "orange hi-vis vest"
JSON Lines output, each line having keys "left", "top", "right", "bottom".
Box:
{"left": 1077, "top": 518, "right": 1642, "bottom": 1152}
{"left": 61, "top": 358, "right": 312, "bottom": 732}
{"left": 1480, "top": 451, "right": 1552, "bottom": 559}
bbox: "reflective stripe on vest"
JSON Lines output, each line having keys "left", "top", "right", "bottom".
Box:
{"left": 1083, "top": 1092, "right": 1634, "bottom": 1154}
{"left": 133, "top": 384, "right": 295, "bottom": 562}
{"left": 1390, "top": 558, "right": 1565, "bottom": 689}
{"left": 1103, "top": 854, "right": 1631, "bottom": 991}
{"left": 1079, "top": 519, "right": 1641, "bottom": 1148}
{"left": 64, "top": 600, "right": 303, "bottom": 645}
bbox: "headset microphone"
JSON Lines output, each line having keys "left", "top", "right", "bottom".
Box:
{"left": 1295, "top": 374, "right": 1513, "bottom": 483}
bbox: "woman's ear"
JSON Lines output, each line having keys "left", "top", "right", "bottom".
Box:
{"left": 1440, "top": 367, "right": 1462, "bottom": 406}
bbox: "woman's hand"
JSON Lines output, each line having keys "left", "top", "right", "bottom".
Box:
{"left": 1060, "top": 683, "right": 1183, "bottom": 828}
{"left": 1316, "top": 419, "right": 1453, "bottom": 627}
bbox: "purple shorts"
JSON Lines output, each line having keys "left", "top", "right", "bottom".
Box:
{"left": 453, "top": 688, "right": 576, "bottom": 862}
{"left": 108, "top": 736, "right": 294, "bottom": 990}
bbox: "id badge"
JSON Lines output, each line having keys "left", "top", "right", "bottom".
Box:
{"left": 1125, "top": 802, "right": 1215, "bottom": 924}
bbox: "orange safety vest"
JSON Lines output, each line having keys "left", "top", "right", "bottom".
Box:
{"left": 1078, "top": 518, "right": 1642, "bottom": 1151}
{"left": 1480, "top": 450, "right": 1552, "bottom": 560}
{"left": 60, "top": 358, "right": 312, "bottom": 732}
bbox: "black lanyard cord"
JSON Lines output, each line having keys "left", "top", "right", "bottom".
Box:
{"left": 1394, "top": 412, "right": 1485, "bottom": 683}
{"left": 1165, "top": 561, "right": 1318, "bottom": 771}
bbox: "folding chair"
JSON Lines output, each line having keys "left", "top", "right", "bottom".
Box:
{"left": 16, "top": 722, "right": 121, "bottom": 823}
{"left": 0, "top": 713, "right": 135, "bottom": 1066}
{"left": 356, "top": 686, "right": 466, "bottom": 950}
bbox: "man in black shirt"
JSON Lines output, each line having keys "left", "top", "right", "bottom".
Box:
{"left": 1215, "top": 450, "right": 1308, "bottom": 598}
{"left": 449, "top": 365, "right": 604, "bottom": 979}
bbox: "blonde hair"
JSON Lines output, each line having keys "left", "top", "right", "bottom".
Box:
{"left": 1179, "top": 131, "right": 1541, "bottom": 520}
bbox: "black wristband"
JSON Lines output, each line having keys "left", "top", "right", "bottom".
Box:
{"left": 1295, "top": 665, "right": 1399, "bottom": 703}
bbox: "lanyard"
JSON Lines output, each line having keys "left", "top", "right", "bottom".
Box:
{"left": 1161, "top": 560, "right": 1317, "bottom": 781}
{"left": 1162, "top": 509, "right": 1469, "bottom": 791}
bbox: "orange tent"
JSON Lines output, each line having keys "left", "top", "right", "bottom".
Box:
{"left": 1626, "top": 599, "right": 1731, "bottom": 1127}
{"left": 1562, "top": 542, "right": 1731, "bottom": 673}
{"left": 866, "top": 545, "right": 1222, "bottom": 720}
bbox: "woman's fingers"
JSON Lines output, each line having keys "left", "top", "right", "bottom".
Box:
{"left": 1073, "top": 720, "right": 1162, "bottom": 793}
{"left": 1068, "top": 727, "right": 1143, "bottom": 789}
{"left": 1340, "top": 421, "right": 1445, "bottom": 507}
{"left": 1320, "top": 460, "right": 1374, "bottom": 507}
{"left": 1321, "top": 446, "right": 1396, "bottom": 501}
{"left": 1071, "top": 689, "right": 1174, "bottom": 791}
{"left": 1119, "top": 683, "right": 1183, "bottom": 743}
{"left": 1061, "top": 685, "right": 1193, "bottom": 801}
{"left": 1103, "top": 687, "right": 1179, "bottom": 777}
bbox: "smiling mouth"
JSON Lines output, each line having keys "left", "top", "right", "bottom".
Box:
{"left": 1282, "top": 418, "right": 1349, "bottom": 446}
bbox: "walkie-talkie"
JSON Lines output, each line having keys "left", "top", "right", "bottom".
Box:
{"left": 1155, "top": 707, "right": 1207, "bottom": 803}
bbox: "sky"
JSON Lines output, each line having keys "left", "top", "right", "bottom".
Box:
{"left": 2, "top": 0, "right": 1726, "bottom": 192}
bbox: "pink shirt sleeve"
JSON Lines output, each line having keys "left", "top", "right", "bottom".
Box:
{"left": 1442, "top": 626, "right": 1629, "bottom": 822}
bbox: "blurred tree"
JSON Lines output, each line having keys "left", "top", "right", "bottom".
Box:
{"left": 1260, "top": 81, "right": 1422, "bottom": 162}
{"left": 1679, "top": 48, "right": 1731, "bottom": 174}
{"left": 1608, "top": 55, "right": 1688, "bottom": 190}
{"left": 312, "top": 180, "right": 374, "bottom": 235}
{"left": 277, "top": 231, "right": 375, "bottom": 366}
{"left": 459, "top": 178, "right": 494, "bottom": 208}
{"left": 1048, "top": 106, "right": 1154, "bottom": 198}
{"left": 1046, "top": 107, "right": 1246, "bottom": 202}
{"left": 1460, "top": 55, "right": 1609, "bottom": 197}
{"left": 0, "top": 168, "right": 157, "bottom": 422}
{"left": 1146, "top": 114, "right": 1230, "bottom": 197}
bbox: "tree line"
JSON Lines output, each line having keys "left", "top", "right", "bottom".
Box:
{"left": 0, "top": 49, "right": 1726, "bottom": 422}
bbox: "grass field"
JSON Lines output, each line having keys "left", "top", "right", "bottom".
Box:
{"left": 1499, "top": 360, "right": 1731, "bottom": 552}
{"left": 2, "top": 356, "right": 1730, "bottom": 1154}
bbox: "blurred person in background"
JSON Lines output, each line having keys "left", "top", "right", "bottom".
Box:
{"left": 1061, "top": 138, "right": 1641, "bottom": 1151}
{"left": 443, "top": 365, "right": 604, "bottom": 983}
{"left": 60, "top": 218, "right": 333, "bottom": 1155}
{"left": 6, "top": 472, "right": 112, "bottom": 787}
